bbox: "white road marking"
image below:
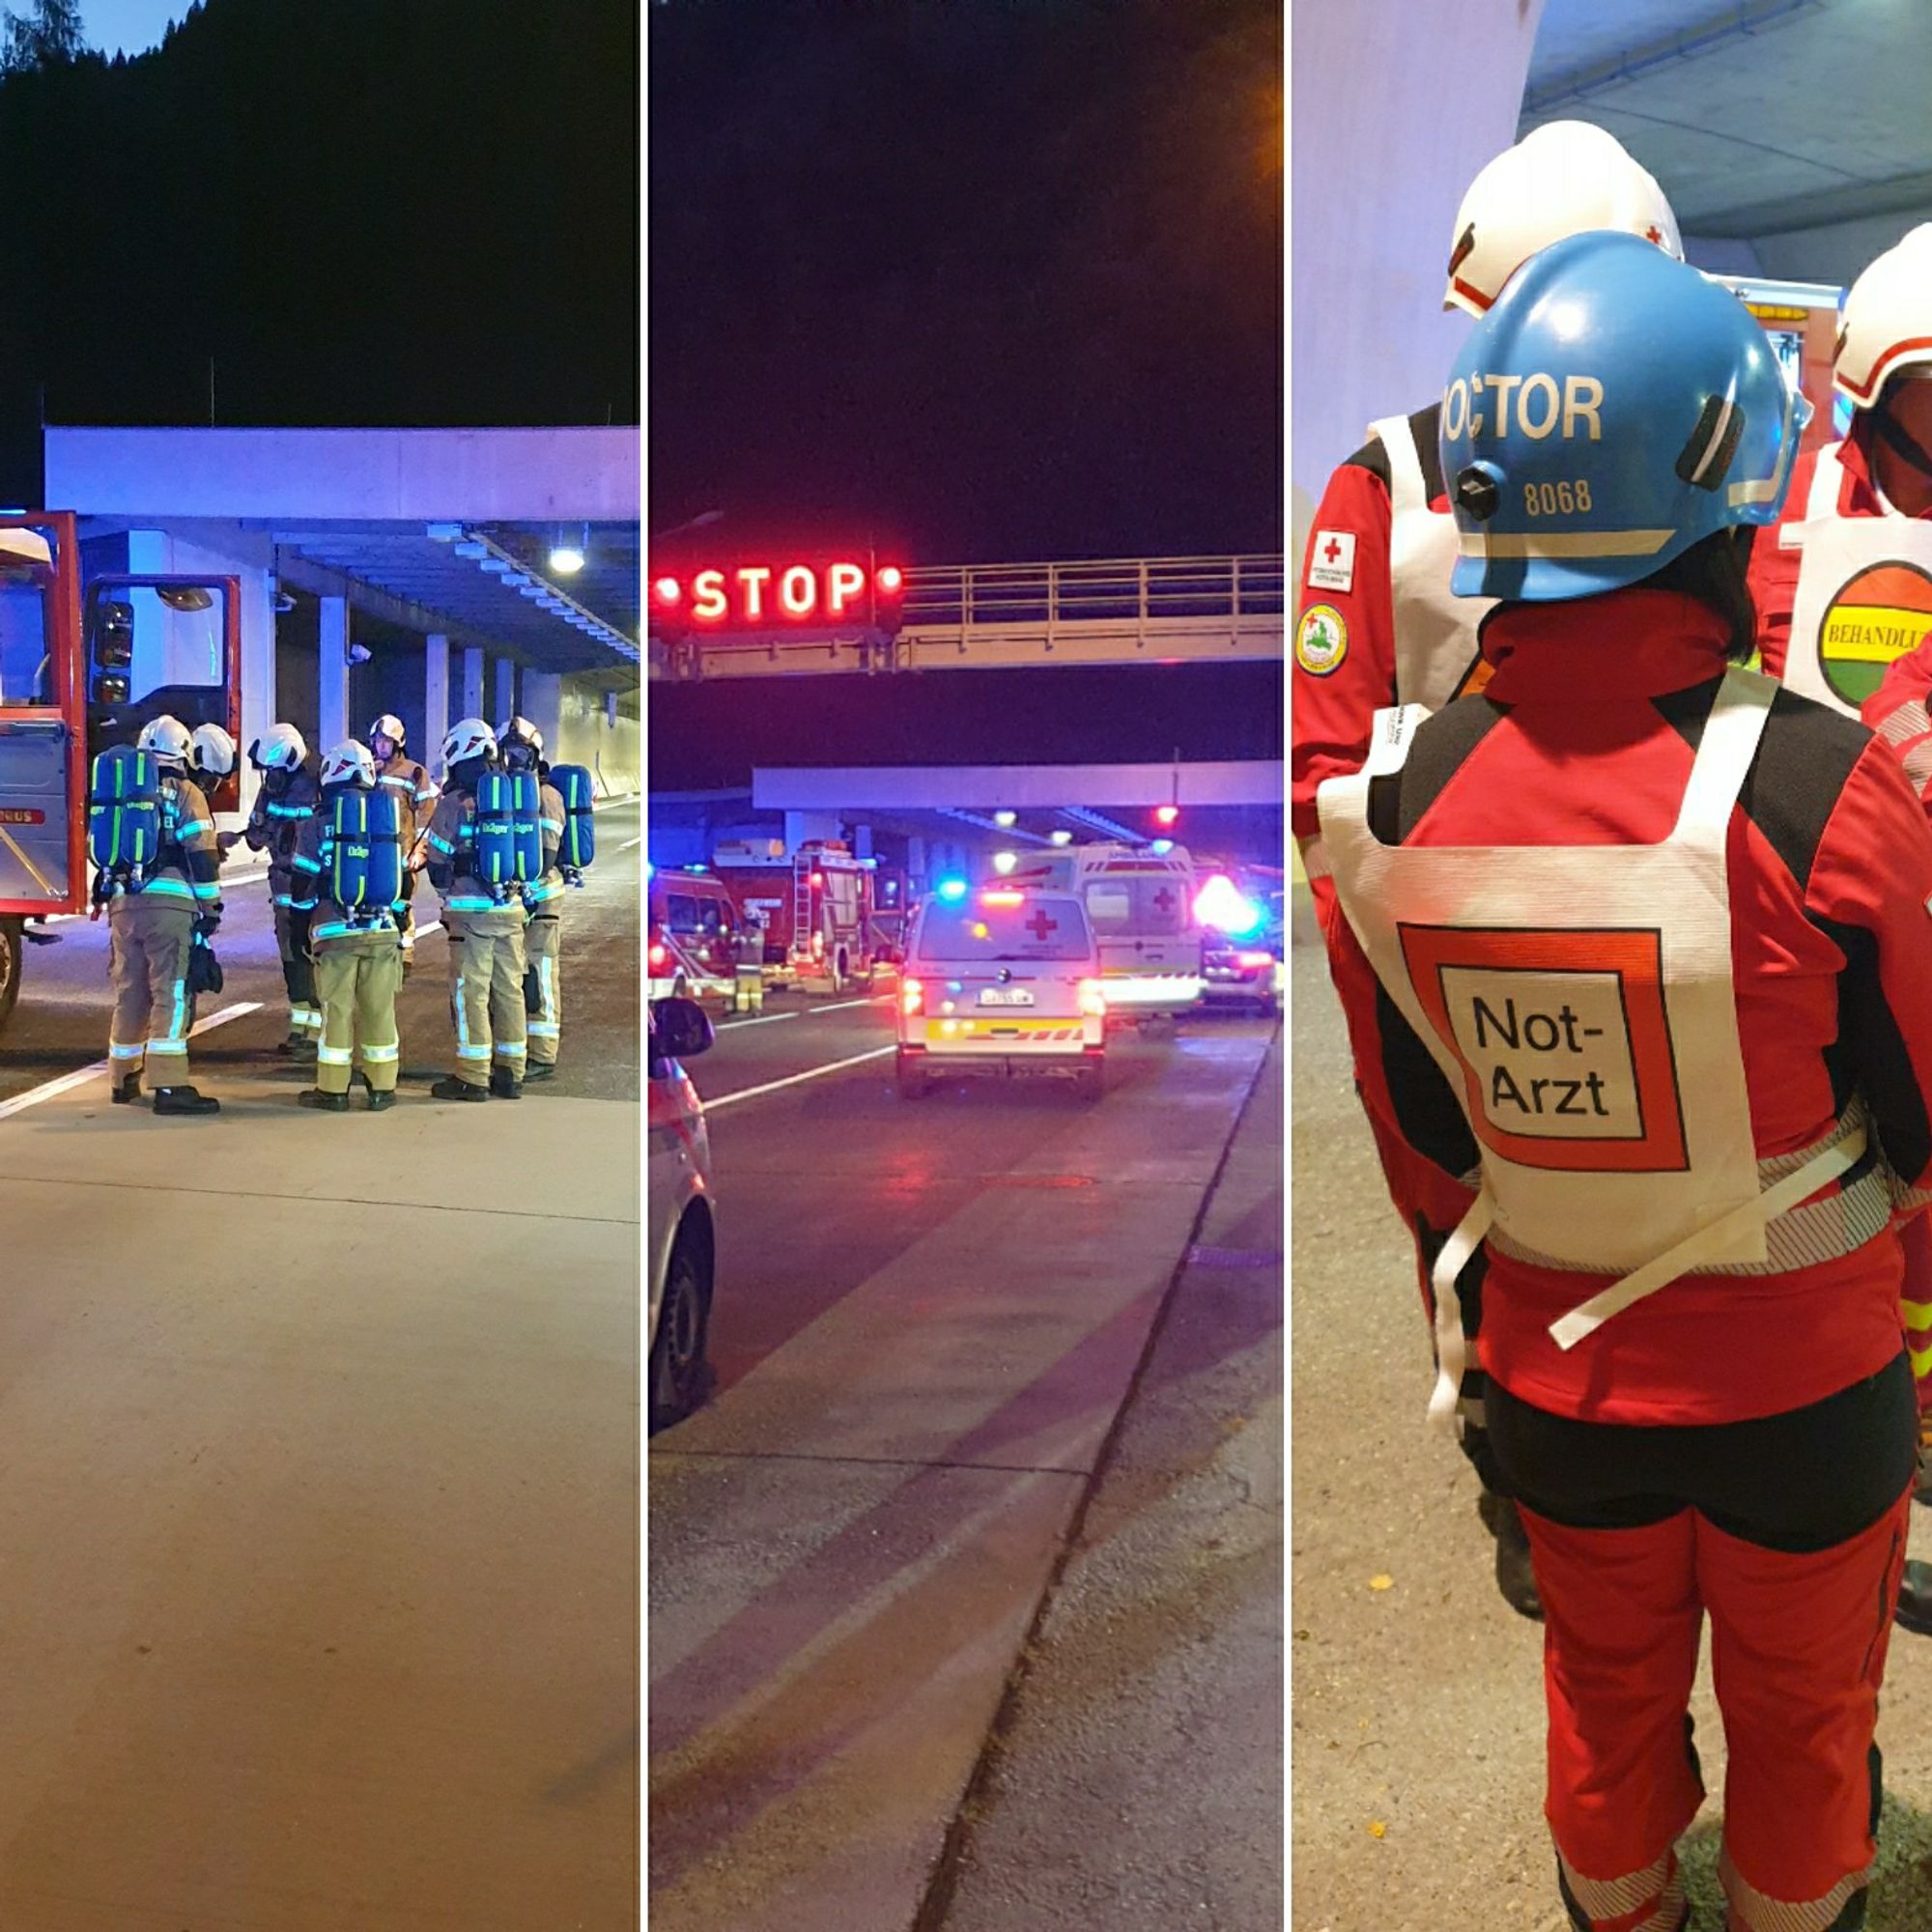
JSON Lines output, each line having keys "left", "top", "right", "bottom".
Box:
{"left": 0, "top": 1000, "right": 265, "bottom": 1121}
{"left": 715, "top": 1010, "right": 801, "bottom": 1030}
{"left": 414, "top": 920, "right": 443, "bottom": 939}
{"left": 703, "top": 1045, "right": 895, "bottom": 1111}
{"left": 616, "top": 834, "right": 643, "bottom": 852}
{"left": 811, "top": 994, "right": 896, "bottom": 1013}
{"left": 41, "top": 866, "right": 272, "bottom": 924}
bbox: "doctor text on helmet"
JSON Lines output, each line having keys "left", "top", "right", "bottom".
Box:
{"left": 1441, "top": 372, "right": 1605, "bottom": 443}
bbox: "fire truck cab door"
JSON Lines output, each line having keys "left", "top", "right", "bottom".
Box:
{"left": 84, "top": 573, "right": 244, "bottom": 815}
{"left": 0, "top": 512, "right": 82, "bottom": 916}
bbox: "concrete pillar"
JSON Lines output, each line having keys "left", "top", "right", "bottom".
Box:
{"left": 1292, "top": 0, "right": 1546, "bottom": 566}
{"left": 237, "top": 565, "right": 276, "bottom": 824}
{"left": 459, "top": 645, "right": 485, "bottom": 722}
{"left": 317, "top": 595, "right": 350, "bottom": 756}
{"left": 522, "top": 668, "right": 562, "bottom": 757}
{"left": 494, "top": 657, "right": 517, "bottom": 727}
{"left": 853, "top": 822, "right": 873, "bottom": 860}
{"left": 423, "top": 634, "right": 450, "bottom": 766}
{"left": 907, "top": 834, "right": 926, "bottom": 883}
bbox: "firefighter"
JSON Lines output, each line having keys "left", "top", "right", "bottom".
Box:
{"left": 1292, "top": 120, "right": 1684, "bottom": 1620}
{"left": 422, "top": 717, "right": 526, "bottom": 1100}
{"left": 1747, "top": 226, "right": 1932, "bottom": 1634}
{"left": 497, "top": 715, "right": 565, "bottom": 1081}
{"left": 243, "top": 722, "right": 321, "bottom": 1053}
{"left": 188, "top": 723, "right": 237, "bottom": 802}
{"left": 733, "top": 914, "right": 766, "bottom": 1014}
{"left": 367, "top": 712, "right": 438, "bottom": 973}
{"left": 289, "top": 742, "right": 406, "bottom": 1113}
{"left": 1320, "top": 231, "right": 1931, "bottom": 1932}
{"left": 105, "top": 716, "right": 223, "bottom": 1115}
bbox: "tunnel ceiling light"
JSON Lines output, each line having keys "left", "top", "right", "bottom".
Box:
{"left": 992, "top": 850, "right": 1018, "bottom": 875}
{"left": 550, "top": 544, "right": 585, "bottom": 575}
{"left": 993, "top": 810, "right": 1016, "bottom": 828}
{"left": 1050, "top": 829, "right": 1073, "bottom": 845}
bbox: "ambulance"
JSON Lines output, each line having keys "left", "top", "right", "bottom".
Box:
{"left": 1004, "top": 842, "right": 1205, "bottom": 1024}
{"left": 647, "top": 866, "right": 741, "bottom": 1003}
{"left": 648, "top": 994, "right": 717, "bottom": 1431}
{"left": 896, "top": 883, "right": 1106, "bottom": 1100}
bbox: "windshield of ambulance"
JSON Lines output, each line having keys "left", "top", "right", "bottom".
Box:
{"left": 1083, "top": 871, "right": 1188, "bottom": 935}
{"left": 915, "top": 895, "right": 1091, "bottom": 963}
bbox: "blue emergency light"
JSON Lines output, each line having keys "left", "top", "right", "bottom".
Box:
{"left": 936, "top": 876, "right": 969, "bottom": 902}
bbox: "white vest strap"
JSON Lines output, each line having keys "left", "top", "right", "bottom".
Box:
{"left": 1548, "top": 1124, "right": 1868, "bottom": 1351}
{"left": 1370, "top": 412, "right": 1426, "bottom": 518}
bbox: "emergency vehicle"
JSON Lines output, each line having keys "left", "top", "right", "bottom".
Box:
{"left": 0, "top": 511, "right": 242, "bottom": 1032}
{"left": 710, "top": 838, "right": 888, "bottom": 992}
{"left": 1003, "top": 842, "right": 1205, "bottom": 1023}
{"left": 648, "top": 995, "right": 717, "bottom": 1431}
{"left": 897, "top": 884, "right": 1105, "bottom": 1099}
{"left": 647, "top": 866, "right": 742, "bottom": 1003}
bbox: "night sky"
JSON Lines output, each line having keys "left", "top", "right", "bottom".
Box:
{"left": 648, "top": 0, "right": 1283, "bottom": 567}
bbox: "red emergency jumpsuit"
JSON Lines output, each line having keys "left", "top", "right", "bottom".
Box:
{"left": 1328, "top": 589, "right": 1932, "bottom": 1930}
{"left": 1751, "top": 424, "right": 1932, "bottom": 1423}
{"left": 1293, "top": 407, "right": 1488, "bottom": 1403}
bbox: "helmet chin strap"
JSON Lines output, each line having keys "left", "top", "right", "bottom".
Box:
{"left": 1873, "top": 394, "right": 1932, "bottom": 483}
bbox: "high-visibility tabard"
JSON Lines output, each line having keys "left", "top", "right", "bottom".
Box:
{"left": 1319, "top": 666, "right": 1868, "bottom": 1420}
{"left": 1780, "top": 440, "right": 1932, "bottom": 718}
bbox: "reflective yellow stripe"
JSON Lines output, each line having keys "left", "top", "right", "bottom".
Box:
{"left": 1903, "top": 1296, "right": 1932, "bottom": 1332}
{"left": 1913, "top": 1343, "right": 1932, "bottom": 1380}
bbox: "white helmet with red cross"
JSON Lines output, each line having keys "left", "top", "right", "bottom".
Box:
{"left": 1442, "top": 120, "right": 1684, "bottom": 319}
{"left": 1834, "top": 224, "right": 1932, "bottom": 410}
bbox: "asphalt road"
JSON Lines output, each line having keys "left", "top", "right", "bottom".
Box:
{"left": 0, "top": 797, "right": 641, "bottom": 1108}
{"left": 649, "top": 990, "right": 1277, "bottom": 1931}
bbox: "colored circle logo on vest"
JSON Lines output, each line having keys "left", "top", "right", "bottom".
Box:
{"left": 1818, "top": 559, "right": 1932, "bottom": 708}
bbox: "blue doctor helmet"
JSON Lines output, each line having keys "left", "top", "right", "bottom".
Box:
{"left": 1441, "top": 230, "right": 1809, "bottom": 603}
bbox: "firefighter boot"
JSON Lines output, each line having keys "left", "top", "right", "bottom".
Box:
{"left": 111, "top": 1072, "right": 142, "bottom": 1106}
{"left": 153, "top": 1085, "right": 220, "bottom": 1117}
{"left": 365, "top": 1088, "right": 396, "bottom": 1112}
{"left": 523, "top": 1061, "right": 557, "bottom": 1083}
{"left": 1896, "top": 1559, "right": 1932, "bottom": 1637}
{"left": 298, "top": 1088, "right": 351, "bottom": 1113}
{"left": 490, "top": 1066, "right": 524, "bottom": 1100}
{"left": 1478, "top": 1488, "right": 1544, "bottom": 1621}
{"left": 431, "top": 1076, "right": 488, "bottom": 1103}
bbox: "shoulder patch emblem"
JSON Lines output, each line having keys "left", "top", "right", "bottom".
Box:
{"left": 1295, "top": 604, "right": 1349, "bottom": 677}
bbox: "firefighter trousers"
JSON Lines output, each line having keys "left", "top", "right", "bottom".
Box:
{"left": 525, "top": 910, "right": 562, "bottom": 1067}
{"left": 108, "top": 894, "right": 195, "bottom": 1081}
{"left": 1488, "top": 1361, "right": 1917, "bottom": 1932}
{"left": 311, "top": 930, "right": 403, "bottom": 1095}
{"left": 272, "top": 899, "right": 320, "bottom": 1039}
{"left": 444, "top": 908, "right": 526, "bottom": 1088}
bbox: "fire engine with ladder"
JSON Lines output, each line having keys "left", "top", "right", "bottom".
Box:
{"left": 711, "top": 838, "right": 896, "bottom": 994}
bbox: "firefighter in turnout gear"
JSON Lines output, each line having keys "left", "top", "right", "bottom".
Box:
{"left": 498, "top": 716, "right": 565, "bottom": 1080}
{"left": 288, "top": 741, "right": 407, "bottom": 1113}
{"left": 1321, "top": 232, "right": 1931, "bottom": 1932}
{"left": 102, "top": 715, "right": 223, "bottom": 1115}
{"left": 1292, "top": 120, "right": 1684, "bottom": 1624}
{"left": 423, "top": 717, "right": 528, "bottom": 1099}
{"left": 367, "top": 712, "right": 438, "bottom": 972}
{"left": 243, "top": 722, "right": 321, "bottom": 1052}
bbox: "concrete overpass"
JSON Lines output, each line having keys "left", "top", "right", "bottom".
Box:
{"left": 44, "top": 425, "right": 641, "bottom": 803}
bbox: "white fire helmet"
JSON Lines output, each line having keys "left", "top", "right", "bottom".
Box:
{"left": 189, "top": 722, "right": 237, "bottom": 779}
{"left": 320, "top": 740, "right": 377, "bottom": 789}
{"left": 135, "top": 715, "right": 192, "bottom": 764}
{"left": 251, "top": 723, "right": 307, "bottom": 772}
{"left": 368, "top": 713, "right": 407, "bottom": 751}
{"left": 440, "top": 717, "right": 497, "bottom": 767}
{"left": 497, "top": 715, "right": 543, "bottom": 757}
{"left": 1834, "top": 224, "right": 1932, "bottom": 411}
{"left": 1443, "top": 120, "right": 1683, "bottom": 318}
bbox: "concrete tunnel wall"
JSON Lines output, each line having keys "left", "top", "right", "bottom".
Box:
{"left": 1290, "top": 0, "right": 1546, "bottom": 579}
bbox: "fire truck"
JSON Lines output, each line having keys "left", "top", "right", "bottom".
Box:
{"left": 0, "top": 511, "right": 242, "bottom": 1032}
{"left": 711, "top": 838, "right": 891, "bottom": 993}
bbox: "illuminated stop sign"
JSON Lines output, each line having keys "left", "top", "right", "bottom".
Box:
{"left": 650, "top": 559, "right": 906, "bottom": 627}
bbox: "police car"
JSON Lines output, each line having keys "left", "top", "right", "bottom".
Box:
{"left": 648, "top": 996, "right": 717, "bottom": 1430}
{"left": 897, "top": 885, "right": 1106, "bottom": 1099}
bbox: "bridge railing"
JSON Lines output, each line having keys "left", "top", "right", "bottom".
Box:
{"left": 900, "top": 555, "right": 1285, "bottom": 631}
